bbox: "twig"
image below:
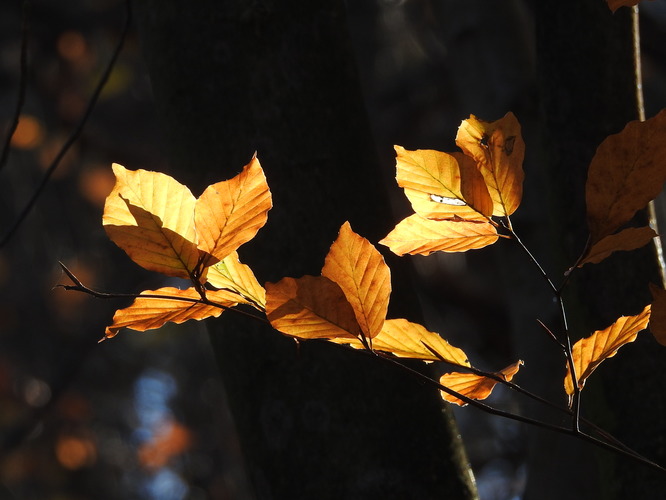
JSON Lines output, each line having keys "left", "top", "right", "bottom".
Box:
{"left": 0, "top": 0, "right": 131, "bottom": 250}
{"left": 0, "top": 0, "right": 30, "bottom": 172}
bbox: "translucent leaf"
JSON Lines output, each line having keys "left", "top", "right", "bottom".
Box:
{"left": 195, "top": 156, "right": 272, "bottom": 266}
{"left": 265, "top": 275, "right": 361, "bottom": 340}
{"left": 440, "top": 361, "right": 523, "bottom": 407}
{"left": 455, "top": 112, "right": 525, "bottom": 217}
{"left": 331, "top": 318, "right": 471, "bottom": 364}
{"left": 394, "top": 146, "right": 492, "bottom": 220}
{"left": 103, "top": 164, "right": 202, "bottom": 280}
{"left": 207, "top": 251, "right": 266, "bottom": 311}
{"left": 564, "top": 305, "right": 651, "bottom": 405}
{"left": 380, "top": 213, "right": 498, "bottom": 256}
{"left": 322, "top": 222, "right": 390, "bottom": 340}
{"left": 579, "top": 226, "right": 657, "bottom": 267}
{"left": 586, "top": 109, "right": 666, "bottom": 243}
{"left": 103, "top": 287, "right": 239, "bottom": 340}
{"left": 649, "top": 284, "right": 666, "bottom": 346}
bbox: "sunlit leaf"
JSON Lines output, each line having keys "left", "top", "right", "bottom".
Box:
{"left": 586, "top": 109, "right": 666, "bottom": 243}
{"left": 207, "top": 251, "right": 266, "bottom": 310}
{"left": 380, "top": 213, "right": 498, "bottom": 256}
{"left": 649, "top": 283, "right": 666, "bottom": 346}
{"left": 103, "top": 287, "right": 239, "bottom": 340}
{"left": 440, "top": 361, "right": 523, "bottom": 407}
{"left": 265, "top": 275, "right": 361, "bottom": 340}
{"left": 195, "top": 156, "right": 272, "bottom": 266}
{"left": 331, "top": 318, "right": 471, "bottom": 364}
{"left": 455, "top": 112, "right": 525, "bottom": 216}
{"left": 564, "top": 305, "right": 651, "bottom": 405}
{"left": 322, "top": 222, "right": 390, "bottom": 340}
{"left": 395, "top": 146, "right": 492, "bottom": 220}
{"left": 578, "top": 226, "right": 657, "bottom": 267}
{"left": 103, "top": 164, "right": 203, "bottom": 280}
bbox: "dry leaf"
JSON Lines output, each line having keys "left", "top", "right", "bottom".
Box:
{"left": 380, "top": 213, "right": 498, "bottom": 256}
{"left": 586, "top": 109, "right": 666, "bottom": 243}
{"left": 455, "top": 112, "right": 525, "bottom": 216}
{"left": 578, "top": 226, "right": 657, "bottom": 267}
{"left": 195, "top": 156, "right": 272, "bottom": 266}
{"left": 331, "top": 318, "right": 471, "bottom": 364}
{"left": 207, "top": 251, "right": 266, "bottom": 310}
{"left": 103, "top": 164, "right": 203, "bottom": 280}
{"left": 564, "top": 305, "right": 651, "bottom": 405}
{"left": 322, "top": 222, "right": 390, "bottom": 340}
{"left": 103, "top": 287, "right": 239, "bottom": 340}
{"left": 265, "top": 275, "right": 361, "bottom": 340}
{"left": 440, "top": 361, "right": 523, "bottom": 407}
{"left": 649, "top": 283, "right": 666, "bottom": 346}
{"left": 395, "top": 146, "right": 492, "bottom": 220}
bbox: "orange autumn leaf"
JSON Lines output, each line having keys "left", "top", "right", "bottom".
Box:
{"left": 207, "top": 251, "right": 266, "bottom": 311}
{"left": 265, "top": 275, "right": 361, "bottom": 340}
{"left": 103, "top": 164, "right": 203, "bottom": 280}
{"left": 103, "top": 287, "right": 240, "bottom": 340}
{"left": 564, "top": 305, "right": 651, "bottom": 404}
{"left": 607, "top": 0, "right": 655, "bottom": 12}
{"left": 440, "top": 360, "right": 523, "bottom": 407}
{"left": 455, "top": 112, "right": 525, "bottom": 217}
{"left": 394, "top": 146, "right": 492, "bottom": 221}
{"left": 380, "top": 213, "right": 498, "bottom": 256}
{"left": 195, "top": 156, "right": 272, "bottom": 266}
{"left": 586, "top": 109, "right": 666, "bottom": 243}
{"left": 648, "top": 283, "right": 666, "bottom": 346}
{"left": 332, "top": 318, "right": 471, "bottom": 364}
{"left": 322, "top": 222, "right": 390, "bottom": 340}
{"left": 578, "top": 226, "right": 657, "bottom": 267}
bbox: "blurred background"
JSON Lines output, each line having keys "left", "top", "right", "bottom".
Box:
{"left": 0, "top": 1, "right": 665, "bottom": 499}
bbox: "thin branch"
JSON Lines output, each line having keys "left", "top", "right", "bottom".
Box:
{"left": 0, "top": 0, "right": 30, "bottom": 172}
{"left": 0, "top": 0, "right": 131, "bottom": 250}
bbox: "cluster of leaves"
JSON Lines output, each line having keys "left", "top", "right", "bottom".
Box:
{"left": 60, "top": 109, "right": 666, "bottom": 419}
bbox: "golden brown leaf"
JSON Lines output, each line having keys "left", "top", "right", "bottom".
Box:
{"left": 564, "top": 305, "right": 651, "bottom": 404}
{"left": 649, "top": 283, "right": 666, "bottom": 346}
{"left": 586, "top": 110, "right": 666, "bottom": 243}
{"left": 331, "top": 318, "right": 471, "bottom": 364}
{"left": 322, "top": 222, "right": 390, "bottom": 340}
{"left": 206, "top": 251, "right": 266, "bottom": 310}
{"left": 455, "top": 112, "right": 525, "bottom": 216}
{"left": 440, "top": 361, "right": 523, "bottom": 407}
{"left": 394, "top": 146, "right": 492, "bottom": 220}
{"left": 103, "top": 287, "right": 239, "bottom": 340}
{"left": 265, "top": 275, "right": 361, "bottom": 340}
{"left": 578, "top": 226, "right": 657, "bottom": 267}
{"left": 380, "top": 213, "right": 498, "bottom": 256}
{"left": 103, "top": 164, "right": 203, "bottom": 280}
{"left": 195, "top": 156, "right": 272, "bottom": 266}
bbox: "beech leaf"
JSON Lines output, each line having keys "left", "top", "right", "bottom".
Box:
{"left": 440, "top": 360, "right": 523, "bottom": 407}
{"left": 265, "top": 275, "right": 361, "bottom": 340}
{"left": 103, "top": 164, "right": 202, "bottom": 280}
{"left": 649, "top": 283, "right": 666, "bottom": 346}
{"left": 586, "top": 109, "right": 666, "bottom": 243}
{"left": 380, "top": 213, "right": 499, "bottom": 256}
{"left": 206, "top": 251, "right": 266, "bottom": 310}
{"left": 455, "top": 112, "right": 525, "bottom": 216}
{"left": 195, "top": 156, "right": 272, "bottom": 266}
{"left": 564, "top": 305, "right": 651, "bottom": 405}
{"left": 394, "top": 146, "right": 492, "bottom": 220}
{"left": 578, "top": 226, "right": 657, "bottom": 267}
{"left": 331, "top": 318, "right": 471, "bottom": 364}
{"left": 103, "top": 287, "right": 239, "bottom": 340}
{"left": 322, "top": 222, "right": 390, "bottom": 340}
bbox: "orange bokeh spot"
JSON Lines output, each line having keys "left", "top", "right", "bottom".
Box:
{"left": 138, "top": 420, "right": 192, "bottom": 469}
{"left": 10, "top": 114, "right": 44, "bottom": 149}
{"left": 57, "top": 31, "right": 87, "bottom": 62}
{"left": 55, "top": 434, "right": 97, "bottom": 470}
{"left": 79, "top": 165, "right": 116, "bottom": 206}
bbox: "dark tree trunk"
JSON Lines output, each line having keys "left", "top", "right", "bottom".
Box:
{"left": 527, "top": 2, "right": 666, "bottom": 498}
{"left": 134, "top": 1, "right": 477, "bottom": 499}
